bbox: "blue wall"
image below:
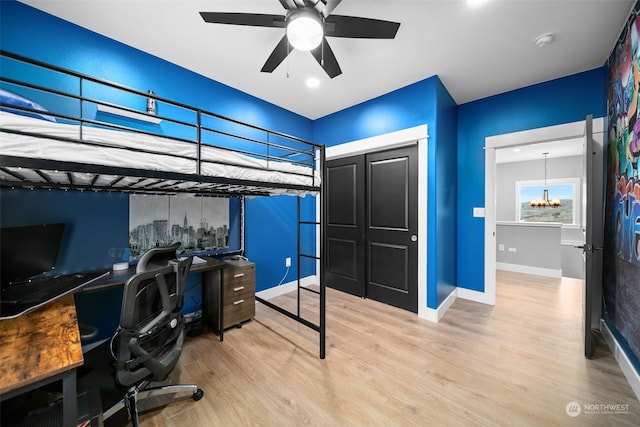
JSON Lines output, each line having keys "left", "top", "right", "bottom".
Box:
{"left": 0, "top": 2, "right": 311, "bottom": 137}
{"left": 433, "top": 79, "right": 458, "bottom": 307}
{"left": 456, "top": 68, "right": 607, "bottom": 292}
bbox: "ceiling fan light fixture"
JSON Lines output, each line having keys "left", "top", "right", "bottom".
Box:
{"left": 287, "top": 11, "right": 323, "bottom": 51}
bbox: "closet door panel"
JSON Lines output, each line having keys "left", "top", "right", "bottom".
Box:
{"left": 325, "top": 156, "right": 365, "bottom": 297}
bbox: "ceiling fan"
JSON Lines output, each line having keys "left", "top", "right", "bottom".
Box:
{"left": 200, "top": 0, "right": 400, "bottom": 78}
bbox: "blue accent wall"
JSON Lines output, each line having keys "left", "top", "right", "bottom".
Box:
{"left": 245, "top": 195, "right": 317, "bottom": 292}
{"left": 0, "top": 189, "right": 129, "bottom": 273}
{"left": 456, "top": 68, "right": 607, "bottom": 292}
{"left": 312, "top": 78, "right": 437, "bottom": 147}
{"left": 0, "top": 2, "right": 311, "bottom": 138}
{"left": 434, "top": 79, "right": 458, "bottom": 306}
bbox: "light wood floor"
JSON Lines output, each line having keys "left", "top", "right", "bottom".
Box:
{"left": 140, "top": 271, "right": 639, "bottom": 426}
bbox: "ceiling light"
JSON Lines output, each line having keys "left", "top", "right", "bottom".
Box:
{"left": 287, "top": 10, "right": 323, "bottom": 51}
{"left": 306, "top": 77, "right": 320, "bottom": 88}
{"left": 534, "top": 33, "right": 554, "bottom": 48}
{"left": 467, "top": 0, "right": 491, "bottom": 7}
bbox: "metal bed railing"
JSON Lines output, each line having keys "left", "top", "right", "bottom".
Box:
{"left": 0, "top": 50, "right": 322, "bottom": 196}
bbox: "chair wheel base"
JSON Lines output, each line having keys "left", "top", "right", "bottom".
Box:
{"left": 193, "top": 389, "right": 204, "bottom": 401}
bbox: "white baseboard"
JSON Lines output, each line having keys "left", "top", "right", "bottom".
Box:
{"left": 419, "top": 288, "right": 458, "bottom": 322}
{"left": 418, "top": 286, "right": 496, "bottom": 323}
{"left": 457, "top": 286, "right": 495, "bottom": 305}
{"left": 496, "top": 262, "right": 562, "bottom": 278}
{"left": 600, "top": 319, "right": 640, "bottom": 401}
{"left": 256, "top": 275, "right": 318, "bottom": 300}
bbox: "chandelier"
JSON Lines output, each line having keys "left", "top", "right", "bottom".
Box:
{"left": 530, "top": 152, "right": 561, "bottom": 208}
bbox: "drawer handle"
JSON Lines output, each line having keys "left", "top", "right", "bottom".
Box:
{"left": 233, "top": 286, "right": 245, "bottom": 292}
{"left": 233, "top": 299, "right": 245, "bottom": 305}
{"left": 233, "top": 273, "right": 245, "bottom": 278}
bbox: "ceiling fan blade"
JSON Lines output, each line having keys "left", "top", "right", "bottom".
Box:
{"left": 279, "top": 0, "right": 302, "bottom": 10}
{"left": 324, "top": 15, "right": 400, "bottom": 39}
{"left": 318, "top": 0, "right": 342, "bottom": 17}
{"left": 200, "top": 12, "right": 285, "bottom": 28}
{"left": 261, "top": 35, "right": 292, "bottom": 73}
{"left": 311, "top": 38, "right": 342, "bottom": 78}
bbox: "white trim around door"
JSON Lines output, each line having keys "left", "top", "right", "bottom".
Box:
{"left": 322, "top": 125, "right": 432, "bottom": 320}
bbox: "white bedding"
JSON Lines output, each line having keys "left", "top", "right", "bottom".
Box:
{"left": 0, "top": 112, "right": 320, "bottom": 195}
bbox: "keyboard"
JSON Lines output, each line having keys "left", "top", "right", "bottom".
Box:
{"left": 1, "top": 270, "right": 110, "bottom": 319}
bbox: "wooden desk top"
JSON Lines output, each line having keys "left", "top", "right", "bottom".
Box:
{"left": 0, "top": 293, "right": 83, "bottom": 395}
{"left": 83, "top": 256, "right": 227, "bottom": 292}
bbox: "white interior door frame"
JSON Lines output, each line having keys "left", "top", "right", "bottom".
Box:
{"left": 484, "top": 117, "right": 604, "bottom": 304}
{"left": 320, "top": 125, "right": 430, "bottom": 319}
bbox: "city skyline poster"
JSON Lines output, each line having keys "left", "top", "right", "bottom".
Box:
{"left": 129, "top": 194, "right": 229, "bottom": 259}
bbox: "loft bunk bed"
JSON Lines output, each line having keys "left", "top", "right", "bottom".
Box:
{"left": 0, "top": 50, "right": 327, "bottom": 359}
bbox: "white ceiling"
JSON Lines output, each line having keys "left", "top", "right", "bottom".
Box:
{"left": 19, "top": 0, "right": 633, "bottom": 120}
{"left": 495, "top": 137, "right": 584, "bottom": 164}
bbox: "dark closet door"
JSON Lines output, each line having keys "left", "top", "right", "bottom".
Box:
{"left": 365, "top": 146, "right": 418, "bottom": 312}
{"left": 325, "top": 155, "right": 366, "bottom": 297}
{"left": 325, "top": 145, "right": 418, "bottom": 312}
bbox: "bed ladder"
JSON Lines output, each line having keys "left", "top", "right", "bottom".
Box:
{"left": 296, "top": 195, "right": 326, "bottom": 359}
{"left": 254, "top": 195, "right": 325, "bottom": 359}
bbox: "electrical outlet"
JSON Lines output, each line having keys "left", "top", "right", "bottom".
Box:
{"left": 285, "top": 257, "right": 291, "bottom": 267}
{"left": 498, "top": 244, "right": 505, "bottom": 251}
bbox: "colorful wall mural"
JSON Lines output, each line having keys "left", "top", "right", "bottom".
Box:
{"left": 605, "top": 1, "right": 640, "bottom": 362}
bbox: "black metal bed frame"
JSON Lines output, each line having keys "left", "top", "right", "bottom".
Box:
{"left": 0, "top": 50, "right": 327, "bottom": 359}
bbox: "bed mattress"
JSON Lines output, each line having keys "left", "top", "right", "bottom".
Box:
{"left": 0, "top": 112, "right": 320, "bottom": 195}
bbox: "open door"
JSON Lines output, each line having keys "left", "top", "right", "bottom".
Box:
{"left": 581, "top": 114, "right": 604, "bottom": 358}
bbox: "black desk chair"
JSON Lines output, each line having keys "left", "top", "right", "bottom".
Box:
{"left": 136, "top": 241, "right": 182, "bottom": 273}
{"left": 80, "top": 252, "right": 203, "bottom": 426}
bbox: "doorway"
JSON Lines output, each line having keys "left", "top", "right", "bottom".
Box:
{"left": 325, "top": 145, "right": 418, "bottom": 312}
{"left": 484, "top": 118, "right": 604, "bottom": 358}
{"left": 484, "top": 118, "right": 604, "bottom": 304}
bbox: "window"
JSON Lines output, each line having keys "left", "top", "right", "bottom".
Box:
{"left": 515, "top": 178, "right": 580, "bottom": 225}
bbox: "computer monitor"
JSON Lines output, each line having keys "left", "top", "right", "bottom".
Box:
{"left": 0, "top": 223, "right": 66, "bottom": 286}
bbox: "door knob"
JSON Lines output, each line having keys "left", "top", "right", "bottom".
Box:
{"left": 411, "top": 235, "right": 418, "bottom": 242}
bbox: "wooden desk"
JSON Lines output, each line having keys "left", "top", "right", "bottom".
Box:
{"left": 0, "top": 293, "right": 82, "bottom": 427}
{"left": 83, "top": 256, "right": 229, "bottom": 340}
{"left": 84, "top": 256, "right": 227, "bottom": 291}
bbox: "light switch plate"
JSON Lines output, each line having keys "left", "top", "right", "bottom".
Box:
{"left": 473, "top": 207, "right": 485, "bottom": 217}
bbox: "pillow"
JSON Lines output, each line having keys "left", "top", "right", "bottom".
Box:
{"left": 0, "top": 88, "right": 57, "bottom": 122}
